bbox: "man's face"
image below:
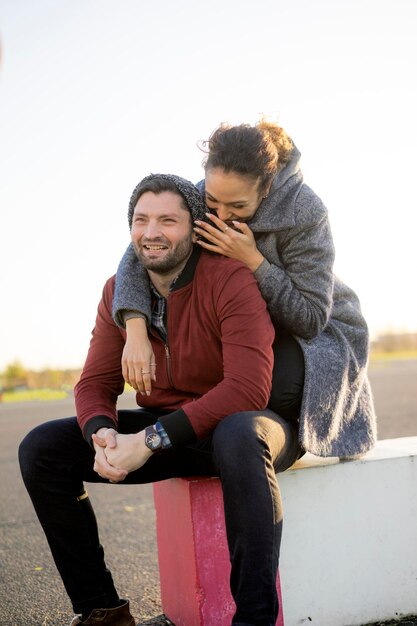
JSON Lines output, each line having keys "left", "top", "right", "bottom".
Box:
{"left": 131, "top": 191, "right": 195, "bottom": 274}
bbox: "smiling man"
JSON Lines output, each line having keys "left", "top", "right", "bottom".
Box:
{"left": 19, "top": 174, "right": 300, "bottom": 626}
{"left": 132, "top": 186, "right": 195, "bottom": 276}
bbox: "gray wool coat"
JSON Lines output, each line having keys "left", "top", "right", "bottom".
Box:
{"left": 113, "top": 147, "right": 377, "bottom": 458}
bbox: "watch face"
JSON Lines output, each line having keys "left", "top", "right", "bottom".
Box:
{"left": 145, "top": 430, "right": 162, "bottom": 451}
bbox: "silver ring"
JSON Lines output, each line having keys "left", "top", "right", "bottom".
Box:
{"left": 224, "top": 226, "right": 229, "bottom": 232}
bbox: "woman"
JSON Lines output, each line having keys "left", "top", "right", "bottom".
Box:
{"left": 113, "top": 119, "right": 376, "bottom": 458}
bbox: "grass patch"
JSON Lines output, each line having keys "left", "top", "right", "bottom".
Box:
{"left": 1, "top": 389, "right": 68, "bottom": 403}
{"left": 370, "top": 350, "right": 417, "bottom": 362}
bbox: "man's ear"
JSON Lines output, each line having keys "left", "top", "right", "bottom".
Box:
{"left": 192, "top": 230, "right": 198, "bottom": 243}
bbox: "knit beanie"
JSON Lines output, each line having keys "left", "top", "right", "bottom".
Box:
{"left": 128, "top": 173, "right": 207, "bottom": 229}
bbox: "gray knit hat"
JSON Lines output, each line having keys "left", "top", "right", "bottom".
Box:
{"left": 128, "top": 173, "right": 207, "bottom": 229}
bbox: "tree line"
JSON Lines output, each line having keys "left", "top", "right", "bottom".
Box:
{"left": 2, "top": 332, "right": 417, "bottom": 392}
{"left": 0, "top": 361, "right": 81, "bottom": 392}
{"left": 371, "top": 332, "right": 417, "bottom": 353}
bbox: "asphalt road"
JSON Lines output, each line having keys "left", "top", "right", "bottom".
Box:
{"left": 1, "top": 358, "right": 416, "bottom": 626}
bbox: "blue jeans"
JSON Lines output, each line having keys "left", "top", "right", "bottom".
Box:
{"left": 19, "top": 409, "right": 299, "bottom": 626}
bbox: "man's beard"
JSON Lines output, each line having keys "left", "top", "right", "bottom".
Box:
{"left": 133, "top": 235, "right": 194, "bottom": 275}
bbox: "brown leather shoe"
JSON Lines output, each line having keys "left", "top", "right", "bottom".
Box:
{"left": 70, "top": 599, "right": 135, "bottom": 625}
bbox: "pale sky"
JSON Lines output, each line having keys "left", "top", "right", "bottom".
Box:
{"left": 1, "top": 0, "right": 416, "bottom": 370}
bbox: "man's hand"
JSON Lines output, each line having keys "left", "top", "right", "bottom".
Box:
{"left": 92, "top": 427, "right": 128, "bottom": 483}
{"left": 104, "top": 430, "right": 153, "bottom": 474}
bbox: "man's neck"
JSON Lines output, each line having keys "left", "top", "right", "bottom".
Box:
{"left": 147, "top": 254, "right": 191, "bottom": 298}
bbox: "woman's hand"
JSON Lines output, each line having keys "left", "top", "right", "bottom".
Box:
{"left": 194, "top": 213, "right": 265, "bottom": 272}
{"left": 122, "top": 318, "right": 156, "bottom": 395}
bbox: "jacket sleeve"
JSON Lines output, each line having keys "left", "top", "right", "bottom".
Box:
{"left": 256, "top": 186, "right": 335, "bottom": 340}
{"left": 75, "top": 277, "right": 127, "bottom": 443}
{"left": 112, "top": 243, "right": 152, "bottom": 327}
{"left": 159, "top": 263, "right": 275, "bottom": 443}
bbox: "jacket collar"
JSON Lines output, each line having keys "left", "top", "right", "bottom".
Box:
{"left": 170, "top": 245, "right": 202, "bottom": 292}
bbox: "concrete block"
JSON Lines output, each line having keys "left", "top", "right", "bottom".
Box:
{"left": 279, "top": 437, "right": 417, "bottom": 625}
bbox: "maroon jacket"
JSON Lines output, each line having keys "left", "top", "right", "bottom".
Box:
{"left": 75, "top": 248, "right": 275, "bottom": 446}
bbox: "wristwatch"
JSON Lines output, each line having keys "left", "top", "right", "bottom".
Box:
{"left": 144, "top": 425, "right": 163, "bottom": 453}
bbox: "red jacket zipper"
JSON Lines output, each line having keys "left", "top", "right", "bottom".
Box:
{"left": 164, "top": 343, "right": 174, "bottom": 388}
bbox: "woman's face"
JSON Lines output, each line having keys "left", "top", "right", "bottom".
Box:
{"left": 204, "top": 168, "right": 264, "bottom": 223}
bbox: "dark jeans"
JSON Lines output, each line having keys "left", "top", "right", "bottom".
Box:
{"left": 19, "top": 408, "right": 300, "bottom": 626}
{"left": 268, "top": 333, "right": 304, "bottom": 421}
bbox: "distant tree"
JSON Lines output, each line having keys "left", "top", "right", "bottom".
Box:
{"left": 2, "top": 361, "right": 28, "bottom": 389}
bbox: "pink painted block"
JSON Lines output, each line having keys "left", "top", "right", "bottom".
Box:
{"left": 153, "top": 477, "right": 284, "bottom": 626}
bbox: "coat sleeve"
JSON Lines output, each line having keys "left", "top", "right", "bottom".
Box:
{"left": 112, "top": 243, "right": 152, "bottom": 327}
{"left": 256, "top": 186, "right": 335, "bottom": 340}
{"left": 75, "top": 277, "right": 127, "bottom": 443}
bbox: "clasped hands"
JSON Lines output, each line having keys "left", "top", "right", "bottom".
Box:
{"left": 92, "top": 427, "right": 152, "bottom": 483}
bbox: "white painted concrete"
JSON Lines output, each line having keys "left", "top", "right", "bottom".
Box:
{"left": 279, "top": 437, "right": 417, "bottom": 626}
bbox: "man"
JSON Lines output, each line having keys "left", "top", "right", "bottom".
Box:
{"left": 19, "top": 174, "right": 300, "bottom": 626}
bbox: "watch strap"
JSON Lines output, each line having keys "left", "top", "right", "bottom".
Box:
{"left": 154, "top": 421, "right": 172, "bottom": 449}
